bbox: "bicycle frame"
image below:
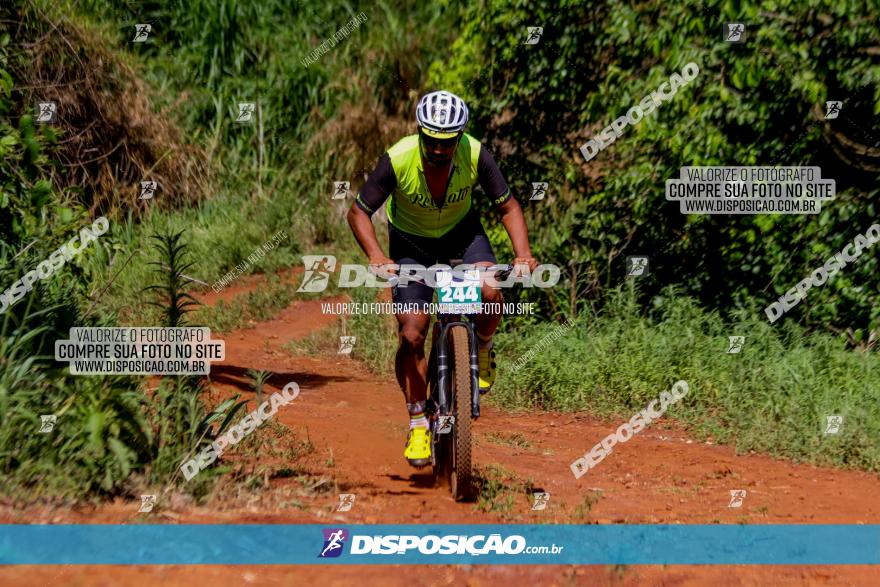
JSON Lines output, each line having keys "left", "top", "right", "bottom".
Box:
{"left": 383, "top": 261, "right": 511, "bottom": 424}
{"left": 418, "top": 262, "right": 513, "bottom": 497}
{"left": 432, "top": 315, "right": 481, "bottom": 419}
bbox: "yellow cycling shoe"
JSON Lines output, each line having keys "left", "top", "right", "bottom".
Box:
{"left": 478, "top": 347, "right": 497, "bottom": 393}
{"left": 404, "top": 427, "right": 431, "bottom": 468}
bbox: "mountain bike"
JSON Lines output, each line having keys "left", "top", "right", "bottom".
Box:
{"left": 388, "top": 261, "right": 512, "bottom": 501}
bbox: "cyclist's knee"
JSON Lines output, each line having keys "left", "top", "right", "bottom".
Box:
{"left": 398, "top": 318, "right": 428, "bottom": 350}
{"left": 481, "top": 282, "right": 503, "bottom": 304}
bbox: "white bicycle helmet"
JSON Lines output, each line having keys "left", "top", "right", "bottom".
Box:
{"left": 416, "top": 90, "right": 469, "bottom": 138}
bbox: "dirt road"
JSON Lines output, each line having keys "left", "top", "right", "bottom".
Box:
{"left": 2, "top": 273, "right": 878, "bottom": 585}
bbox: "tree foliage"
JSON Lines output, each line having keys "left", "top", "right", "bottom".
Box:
{"left": 431, "top": 0, "right": 879, "bottom": 338}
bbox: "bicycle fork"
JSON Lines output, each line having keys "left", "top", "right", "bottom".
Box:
{"left": 433, "top": 321, "right": 481, "bottom": 419}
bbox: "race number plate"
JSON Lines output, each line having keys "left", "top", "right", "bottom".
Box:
{"left": 436, "top": 268, "right": 481, "bottom": 314}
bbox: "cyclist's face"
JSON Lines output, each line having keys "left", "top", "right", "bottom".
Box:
{"left": 420, "top": 132, "right": 460, "bottom": 166}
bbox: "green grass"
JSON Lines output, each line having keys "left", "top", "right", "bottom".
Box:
{"left": 327, "top": 282, "right": 880, "bottom": 474}
{"left": 490, "top": 285, "right": 880, "bottom": 471}
{"left": 473, "top": 463, "right": 535, "bottom": 517}
{"left": 283, "top": 324, "right": 340, "bottom": 357}
{"left": 80, "top": 193, "right": 304, "bottom": 327}
{"left": 483, "top": 431, "right": 533, "bottom": 450}
{"left": 339, "top": 285, "right": 399, "bottom": 377}
{"left": 571, "top": 490, "right": 602, "bottom": 523}
{"left": 208, "top": 421, "right": 322, "bottom": 501}
{"left": 69, "top": 0, "right": 448, "bottom": 329}
{"left": 0, "top": 0, "right": 449, "bottom": 503}
{"left": 196, "top": 273, "right": 296, "bottom": 333}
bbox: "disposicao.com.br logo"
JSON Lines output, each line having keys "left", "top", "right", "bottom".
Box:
{"left": 317, "top": 528, "right": 563, "bottom": 558}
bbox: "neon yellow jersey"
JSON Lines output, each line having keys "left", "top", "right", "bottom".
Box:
{"left": 355, "top": 133, "right": 511, "bottom": 238}
{"left": 385, "top": 133, "right": 481, "bottom": 238}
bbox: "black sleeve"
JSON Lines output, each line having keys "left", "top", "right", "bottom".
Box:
{"left": 355, "top": 153, "right": 397, "bottom": 215}
{"left": 477, "top": 147, "right": 512, "bottom": 206}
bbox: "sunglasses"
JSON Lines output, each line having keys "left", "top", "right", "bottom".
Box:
{"left": 420, "top": 132, "right": 460, "bottom": 150}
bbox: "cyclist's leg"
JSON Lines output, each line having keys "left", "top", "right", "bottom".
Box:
{"left": 388, "top": 224, "right": 437, "bottom": 465}
{"left": 473, "top": 259, "right": 503, "bottom": 340}
{"left": 448, "top": 213, "right": 502, "bottom": 391}
{"left": 388, "top": 224, "right": 436, "bottom": 406}
{"left": 394, "top": 307, "right": 431, "bottom": 405}
{"left": 454, "top": 213, "right": 502, "bottom": 342}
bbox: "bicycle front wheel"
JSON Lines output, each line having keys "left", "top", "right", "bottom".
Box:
{"left": 449, "top": 325, "right": 474, "bottom": 501}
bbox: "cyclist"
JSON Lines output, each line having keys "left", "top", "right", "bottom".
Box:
{"left": 346, "top": 90, "right": 538, "bottom": 468}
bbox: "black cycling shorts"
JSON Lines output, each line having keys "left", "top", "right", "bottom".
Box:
{"left": 388, "top": 210, "right": 496, "bottom": 310}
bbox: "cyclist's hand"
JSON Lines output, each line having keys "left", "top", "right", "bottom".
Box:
{"left": 513, "top": 256, "right": 538, "bottom": 276}
{"left": 369, "top": 254, "right": 398, "bottom": 279}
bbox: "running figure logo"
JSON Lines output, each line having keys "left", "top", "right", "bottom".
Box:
{"left": 824, "top": 415, "right": 843, "bottom": 434}
{"left": 524, "top": 27, "right": 543, "bottom": 45}
{"left": 724, "top": 23, "right": 745, "bottom": 42}
{"left": 298, "top": 255, "right": 337, "bottom": 292}
{"left": 318, "top": 528, "right": 349, "bottom": 558}
{"left": 436, "top": 415, "right": 455, "bottom": 435}
{"left": 236, "top": 103, "right": 256, "bottom": 123}
{"left": 139, "top": 494, "right": 157, "bottom": 513}
{"left": 530, "top": 182, "right": 548, "bottom": 201}
{"left": 132, "top": 24, "right": 151, "bottom": 43}
{"left": 727, "top": 336, "right": 745, "bottom": 354}
{"left": 824, "top": 101, "right": 842, "bottom": 120}
{"left": 626, "top": 256, "right": 649, "bottom": 277}
{"left": 39, "top": 414, "right": 57, "bottom": 433}
{"left": 139, "top": 180, "right": 157, "bottom": 200}
{"left": 531, "top": 492, "right": 550, "bottom": 510}
{"left": 332, "top": 181, "right": 350, "bottom": 200}
{"left": 36, "top": 102, "right": 57, "bottom": 124}
{"left": 336, "top": 494, "right": 356, "bottom": 512}
{"left": 337, "top": 336, "right": 356, "bottom": 355}
{"left": 728, "top": 489, "right": 746, "bottom": 508}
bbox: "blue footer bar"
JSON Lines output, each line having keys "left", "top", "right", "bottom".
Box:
{"left": 1, "top": 524, "right": 878, "bottom": 565}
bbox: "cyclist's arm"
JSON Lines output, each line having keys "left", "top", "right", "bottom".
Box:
{"left": 347, "top": 154, "right": 396, "bottom": 261}
{"left": 477, "top": 148, "right": 535, "bottom": 266}
{"left": 478, "top": 148, "right": 512, "bottom": 208}
{"left": 498, "top": 198, "right": 535, "bottom": 267}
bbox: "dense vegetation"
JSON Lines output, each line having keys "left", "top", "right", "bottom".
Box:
{"left": 0, "top": 0, "right": 878, "bottom": 500}
{"left": 432, "top": 0, "right": 879, "bottom": 334}
{"left": 426, "top": 0, "right": 880, "bottom": 469}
